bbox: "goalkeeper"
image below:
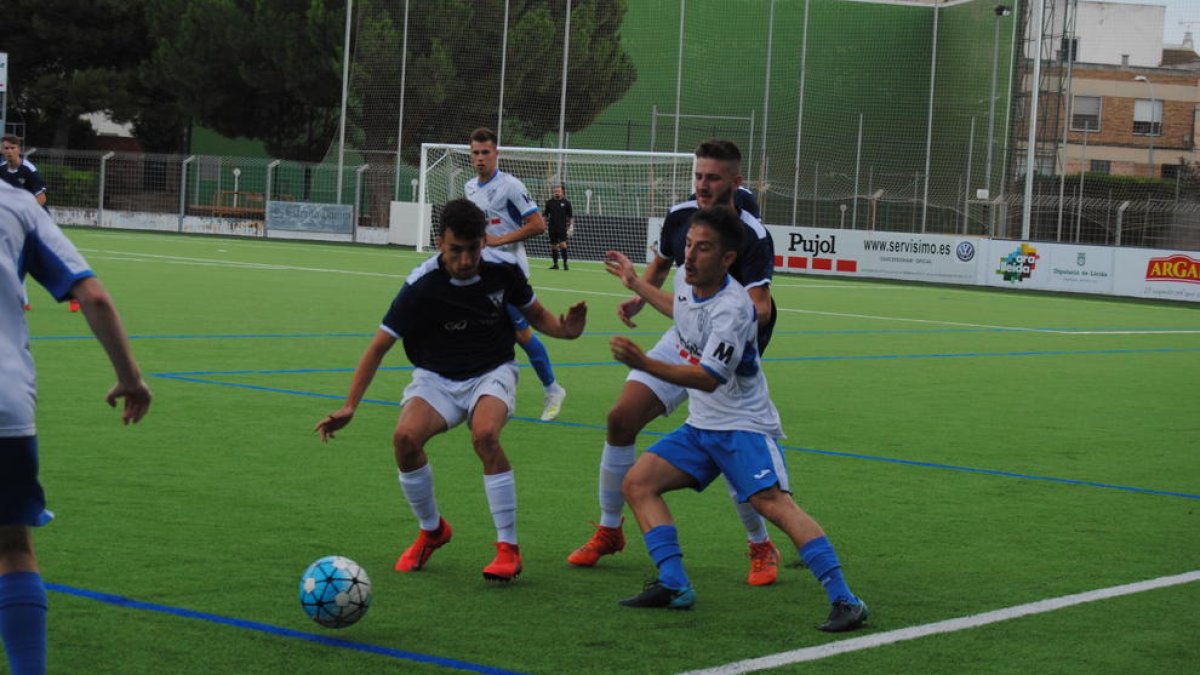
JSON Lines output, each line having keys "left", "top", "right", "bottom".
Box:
{"left": 544, "top": 185, "right": 574, "bottom": 270}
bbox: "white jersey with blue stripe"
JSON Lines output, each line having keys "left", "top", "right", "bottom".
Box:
{"left": 0, "top": 181, "right": 94, "bottom": 436}
{"left": 672, "top": 272, "right": 782, "bottom": 438}
{"left": 465, "top": 169, "right": 539, "bottom": 275}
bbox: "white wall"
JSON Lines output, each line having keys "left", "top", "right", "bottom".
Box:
{"left": 1077, "top": 1, "right": 1165, "bottom": 66}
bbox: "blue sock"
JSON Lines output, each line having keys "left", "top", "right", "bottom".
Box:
{"left": 644, "top": 525, "right": 690, "bottom": 590}
{"left": 799, "top": 536, "right": 859, "bottom": 605}
{"left": 520, "top": 335, "right": 556, "bottom": 387}
{"left": 0, "top": 571, "right": 47, "bottom": 675}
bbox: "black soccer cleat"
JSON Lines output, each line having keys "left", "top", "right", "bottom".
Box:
{"left": 818, "top": 599, "right": 869, "bottom": 632}
{"left": 618, "top": 579, "right": 695, "bottom": 610}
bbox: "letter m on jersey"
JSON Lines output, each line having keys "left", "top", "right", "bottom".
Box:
{"left": 712, "top": 342, "right": 735, "bottom": 364}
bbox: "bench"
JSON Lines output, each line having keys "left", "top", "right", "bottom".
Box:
{"left": 211, "top": 191, "right": 267, "bottom": 219}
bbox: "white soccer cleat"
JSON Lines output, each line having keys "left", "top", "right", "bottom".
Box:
{"left": 541, "top": 383, "right": 567, "bottom": 421}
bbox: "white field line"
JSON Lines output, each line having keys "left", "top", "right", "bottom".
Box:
{"left": 779, "top": 307, "right": 1200, "bottom": 335}
{"left": 83, "top": 248, "right": 1200, "bottom": 334}
{"left": 678, "top": 570, "right": 1200, "bottom": 675}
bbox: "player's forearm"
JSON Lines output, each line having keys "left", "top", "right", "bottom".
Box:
{"left": 74, "top": 279, "right": 142, "bottom": 386}
{"left": 343, "top": 336, "right": 392, "bottom": 408}
{"left": 626, "top": 278, "right": 674, "bottom": 318}
{"left": 640, "top": 359, "right": 719, "bottom": 392}
{"left": 748, "top": 286, "right": 773, "bottom": 327}
{"left": 525, "top": 303, "right": 581, "bottom": 339}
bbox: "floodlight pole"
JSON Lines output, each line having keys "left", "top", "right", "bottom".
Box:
{"left": 336, "top": 0, "right": 353, "bottom": 204}
{"left": 985, "top": 6, "right": 1012, "bottom": 202}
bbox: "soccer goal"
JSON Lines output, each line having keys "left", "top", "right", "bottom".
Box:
{"left": 418, "top": 144, "right": 695, "bottom": 263}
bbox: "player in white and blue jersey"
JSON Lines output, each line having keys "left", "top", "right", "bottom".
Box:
{"left": 0, "top": 180, "right": 152, "bottom": 674}
{"left": 604, "top": 206, "right": 868, "bottom": 632}
{"left": 315, "top": 198, "right": 586, "bottom": 583}
{"left": 568, "top": 140, "right": 783, "bottom": 587}
{"left": 464, "top": 127, "right": 568, "bottom": 422}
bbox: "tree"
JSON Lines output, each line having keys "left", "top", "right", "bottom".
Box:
{"left": 0, "top": 0, "right": 187, "bottom": 151}
{"left": 350, "top": 0, "right": 637, "bottom": 164}
{"left": 145, "top": 0, "right": 344, "bottom": 162}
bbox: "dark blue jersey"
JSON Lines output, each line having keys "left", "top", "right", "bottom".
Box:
{"left": 656, "top": 201, "right": 777, "bottom": 351}
{"left": 381, "top": 249, "right": 535, "bottom": 380}
{"left": 1, "top": 159, "right": 47, "bottom": 201}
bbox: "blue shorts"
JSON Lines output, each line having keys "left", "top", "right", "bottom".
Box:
{"left": 0, "top": 436, "right": 54, "bottom": 527}
{"left": 506, "top": 304, "right": 530, "bottom": 332}
{"left": 647, "top": 424, "right": 790, "bottom": 502}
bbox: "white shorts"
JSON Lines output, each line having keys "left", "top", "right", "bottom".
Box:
{"left": 401, "top": 362, "right": 520, "bottom": 429}
{"left": 626, "top": 328, "right": 689, "bottom": 417}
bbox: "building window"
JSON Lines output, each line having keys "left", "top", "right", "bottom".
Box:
{"left": 1071, "top": 96, "right": 1101, "bottom": 131}
{"left": 1133, "top": 99, "right": 1162, "bottom": 136}
{"left": 1061, "top": 37, "right": 1078, "bottom": 62}
{"left": 1089, "top": 160, "right": 1111, "bottom": 174}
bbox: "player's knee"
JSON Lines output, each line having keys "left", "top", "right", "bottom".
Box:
{"left": 392, "top": 427, "right": 423, "bottom": 458}
{"left": 606, "top": 405, "right": 644, "bottom": 445}
{"left": 0, "top": 525, "right": 34, "bottom": 561}
{"left": 470, "top": 425, "right": 502, "bottom": 454}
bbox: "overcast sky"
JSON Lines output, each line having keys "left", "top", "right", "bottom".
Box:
{"left": 1110, "top": 0, "right": 1200, "bottom": 44}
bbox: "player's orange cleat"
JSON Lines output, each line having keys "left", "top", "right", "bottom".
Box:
{"left": 747, "top": 540, "right": 781, "bottom": 586}
{"left": 69, "top": 299, "right": 80, "bottom": 312}
{"left": 567, "top": 519, "right": 626, "bottom": 567}
{"left": 482, "top": 542, "right": 522, "bottom": 581}
{"left": 394, "top": 517, "right": 453, "bottom": 572}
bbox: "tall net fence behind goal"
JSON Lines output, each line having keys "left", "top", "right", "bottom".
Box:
{"left": 418, "top": 144, "right": 694, "bottom": 263}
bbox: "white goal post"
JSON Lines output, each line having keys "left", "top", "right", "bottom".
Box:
{"left": 417, "top": 144, "right": 695, "bottom": 263}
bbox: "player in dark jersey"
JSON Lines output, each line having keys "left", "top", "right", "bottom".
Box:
{"left": 315, "top": 198, "right": 587, "bottom": 583}
{"left": 568, "top": 140, "right": 784, "bottom": 585}
{"left": 544, "top": 185, "right": 574, "bottom": 270}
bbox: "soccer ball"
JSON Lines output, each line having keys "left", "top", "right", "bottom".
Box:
{"left": 298, "top": 555, "right": 372, "bottom": 628}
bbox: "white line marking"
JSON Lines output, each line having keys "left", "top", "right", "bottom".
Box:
{"left": 678, "top": 570, "right": 1200, "bottom": 675}
{"left": 779, "top": 308, "right": 1200, "bottom": 335}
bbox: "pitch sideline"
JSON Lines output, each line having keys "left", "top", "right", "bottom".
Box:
{"left": 678, "top": 570, "right": 1200, "bottom": 675}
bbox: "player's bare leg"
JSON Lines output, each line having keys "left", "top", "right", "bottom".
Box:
{"left": 567, "top": 381, "right": 664, "bottom": 566}
{"left": 392, "top": 399, "right": 453, "bottom": 572}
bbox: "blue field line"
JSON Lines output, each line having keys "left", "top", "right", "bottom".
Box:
{"left": 45, "top": 583, "right": 525, "bottom": 674}
{"left": 31, "top": 332, "right": 376, "bottom": 341}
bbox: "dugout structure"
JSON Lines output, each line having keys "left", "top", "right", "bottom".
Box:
{"left": 418, "top": 144, "right": 695, "bottom": 263}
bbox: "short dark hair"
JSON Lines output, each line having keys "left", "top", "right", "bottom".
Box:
{"left": 690, "top": 206, "right": 743, "bottom": 254}
{"left": 470, "top": 127, "right": 498, "bottom": 145}
{"left": 695, "top": 139, "right": 741, "bottom": 164}
{"left": 1, "top": 134, "right": 21, "bottom": 147}
{"left": 440, "top": 198, "right": 488, "bottom": 241}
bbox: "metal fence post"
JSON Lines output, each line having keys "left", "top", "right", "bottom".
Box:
{"left": 179, "top": 155, "right": 194, "bottom": 232}
{"left": 354, "top": 164, "right": 369, "bottom": 243}
{"left": 1115, "top": 200, "right": 1131, "bottom": 245}
{"left": 265, "top": 159, "right": 280, "bottom": 238}
{"left": 98, "top": 151, "right": 115, "bottom": 227}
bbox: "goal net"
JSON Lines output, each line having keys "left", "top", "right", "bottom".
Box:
{"left": 418, "top": 144, "right": 695, "bottom": 264}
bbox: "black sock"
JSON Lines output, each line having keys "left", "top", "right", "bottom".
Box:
{"left": 551, "top": 249, "right": 559, "bottom": 265}
{"left": 561, "top": 249, "right": 569, "bottom": 267}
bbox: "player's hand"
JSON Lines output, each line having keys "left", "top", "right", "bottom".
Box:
{"left": 485, "top": 233, "right": 503, "bottom": 248}
{"left": 315, "top": 406, "right": 355, "bottom": 442}
{"left": 560, "top": 301, "right": 588, "bottom": 339}
{"left": 610, "top": 336, "right": 647, "bottom": 370}
{"left": 616, "top": 297, "right": 644, "bottom": 328}
{"left": 603, "top": 250, "right": 639, "bottom": 287}
{"left": 106, "top": 379, "right": 152, "bottom": 425}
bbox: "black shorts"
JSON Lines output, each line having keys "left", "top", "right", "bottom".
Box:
{"left": 548, "top": 226, "right": 569, "bottom": 244}
{"left": 0, "top": 436, "right": 52, "bottom": 527}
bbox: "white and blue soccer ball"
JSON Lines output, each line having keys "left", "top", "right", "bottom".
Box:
{"left": 298, "top": 555, "right": 372, "bottom": 629}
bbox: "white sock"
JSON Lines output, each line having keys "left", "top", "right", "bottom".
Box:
{"left": 484, "top": 471, "right": 518, "bottom": 544}
{"left": 725, "top": 474, "right": 770, "bottom": 543}
{"left": 599, "top": 443, "right": 636, "bottom": 528}
{"left": 397, "top": 464, "right": 441, "bottom": 531}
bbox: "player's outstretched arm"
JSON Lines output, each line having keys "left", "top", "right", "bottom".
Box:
{"left": 316, "top": 330, "right": 396, "bottom": 442}
{"left": 610, "top": 336, "right": 720, "bottom": 392}
{"left": 72, "top": 277, "right": 152, "bottom": 425}
{"left": 605, "top": 251, "right": 673, "bottom": 319}
{"left": 523, "top": 300, "right": 587, "bottom": 339}
{"left": 613, "top": 253, "right": 673, "bottom": 327}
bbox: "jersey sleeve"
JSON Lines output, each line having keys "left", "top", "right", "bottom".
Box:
{"left": 24, "top": 207, "right": 93, "bottom": 301}
{"left": 656, "top": 211, "right": 683, "bottom": 261}
{"left": 738, "top": 230, "right": 775, "bottom": 289}
{"left": 507, "top": 265, "right": 535, "bottom": 309}
{"left": 697, "top": 296, "right": 751, "bottom": 385}
{"left": 380, "top": 283, "right": 417, "bottom": 338}
{"left": 25, "top": 166, "right": 47, "bottom": 198}
{"left": 564, "top": 200, "right": 573, "bottom": 220}
{"left": 505, "top": 179, "right": 538, "bottom": 218}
